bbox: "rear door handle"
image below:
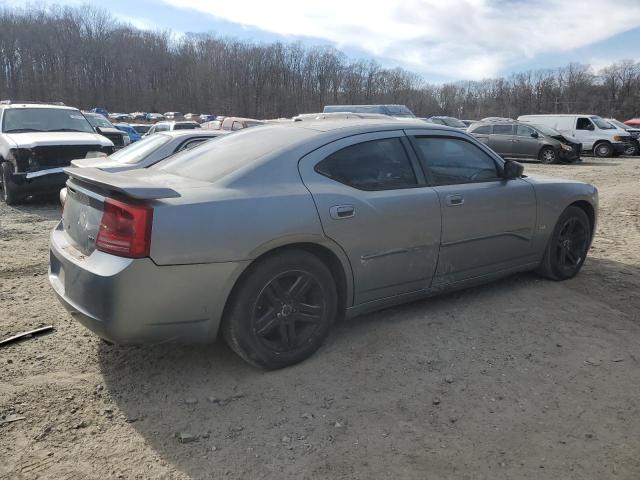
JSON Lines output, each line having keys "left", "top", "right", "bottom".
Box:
{"left": 330, "top": 205, "right": 355, "bottom": 219}
{"left": 445, "top": 194, "right": 464, "bottom": 206}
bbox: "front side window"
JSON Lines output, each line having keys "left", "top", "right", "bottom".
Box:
{"left": 86, "top": 114, "right": 113, "bottom": 128}
{"left": 155, "top": 124, "right": 170, "bottom": 132}
{"left": 2, "top": 108, "right": 95, "bottom": 133}
{"left": 493, "top": 124, "right": 514, "bottom": 135}
{"left": 315, "top": 138, "right": 417, "bottom": 191}
{"left": 516, "top": 125, "right": 536, "bottom": 137}
{"left": 412, "top": 137, "right": 500, "bottom": 186}
{"left": 576, "top": 117, "right": 594, "bottom": 130}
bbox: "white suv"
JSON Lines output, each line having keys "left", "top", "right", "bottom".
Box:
{"left": 0, "top": 102, "right": 114, "bottom": 204}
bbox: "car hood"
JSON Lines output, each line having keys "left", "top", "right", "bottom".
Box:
{"left": 4, "top": 132, "right": 113, "bottom": 149}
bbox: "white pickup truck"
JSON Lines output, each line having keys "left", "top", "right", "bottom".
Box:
{"left": 0, "top": 102, "right": 114, "bottom": 204}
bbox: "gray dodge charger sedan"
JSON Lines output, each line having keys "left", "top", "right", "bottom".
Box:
{"left": 49, "top": 119, "right": 598, "bottom": 369}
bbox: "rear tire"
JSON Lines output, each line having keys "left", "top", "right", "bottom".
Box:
{"left": 537, "top": 206, "right": 591, "bottom": 281}
{"left": 1, "top": 162, "right": 20, "bottom": 205}
{"left": 593, "top": 142, "right": 612, "bottom": 158}
{"left": 222, "top": 249, "right": 338, "bottom": 369}
{"left": 538, "top": 146, "right": 557, "bottom": 164}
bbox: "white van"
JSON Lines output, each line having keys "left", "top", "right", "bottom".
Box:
{"left": 518, "top": 114, "right": 631, "bottom": 158}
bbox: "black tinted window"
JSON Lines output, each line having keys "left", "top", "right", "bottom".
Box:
{"left": 413, "top": 137, "right": 500, "bottom": 186}
{"left": 471, "top": 125, "right": 490, "bottom": 134}
{"left": 493, "top": 124, "right": 514, "bottom": 135}
{"left": 315, "top": 138, "right": 417, "bottom": 191}
{"left": 576, "top": 117, "right": 593, "bottom": 130}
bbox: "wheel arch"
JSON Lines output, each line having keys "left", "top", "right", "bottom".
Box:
{"left": 221, "top": 239, "right": 354, "bottom": 329}
{"left": 568, "top": 200, "right": 596, "bottom": 237}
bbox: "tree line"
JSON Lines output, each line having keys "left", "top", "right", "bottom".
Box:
{"left": 1, "top": 4, "right": 639, "bottom": 120}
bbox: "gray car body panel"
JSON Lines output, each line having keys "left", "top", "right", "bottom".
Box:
{"left": 49, "top": 119, "right": 598, "bottom": 344}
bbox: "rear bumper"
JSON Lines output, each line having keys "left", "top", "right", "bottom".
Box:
{"left": 48, "top": 221, "right": 247, "bottom": 344}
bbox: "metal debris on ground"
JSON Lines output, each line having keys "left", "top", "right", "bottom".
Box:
{"left": 0, "top": 325, "right": 54, "bottom": 347}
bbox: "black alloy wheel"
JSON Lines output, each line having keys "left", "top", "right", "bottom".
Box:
{"left": 537, "top": 206, "right": 591, "bottom": 280}
{"left": 222, "top": 249, "right": 337, "bottom": 369}
{"left": 252, "top": 270, "right": 325, "bottom": 353}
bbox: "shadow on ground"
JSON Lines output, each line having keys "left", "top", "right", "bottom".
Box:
{"left": 98, "top": 257, "right": 640, "bottom": 479}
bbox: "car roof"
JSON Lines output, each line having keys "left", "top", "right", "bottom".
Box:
{"left": 0, "top": 102, "right": 76, "bottom": 110}
{"left": 160, "top": 129, "right": 227, "bottom": 138}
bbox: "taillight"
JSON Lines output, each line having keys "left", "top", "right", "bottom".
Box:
{"left": 95, "top": 198, "right": 153, "bottom": 258}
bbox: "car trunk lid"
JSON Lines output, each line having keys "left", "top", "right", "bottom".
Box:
{"left": 61, "top": 167, "right": 209, "bottom": 256}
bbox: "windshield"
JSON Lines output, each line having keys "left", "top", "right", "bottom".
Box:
{"left": 442, "top": 117, "right": 466, "bottom": 128}
{"left": 85, "top": 114, "right": 113, "bottom": 128}
{"left": 607, "top": 119, "right": 628, "bottom": 130}
{"left": 530, "top": 124, "right": 561, "bottom": 137}
{"left": 385, "top": 105, "right": 415, "bottom": 117}
{"left": 591, "top": 117, "right": 615, "bottom": 129}
{"left": 132, "top": 125, "right": 152, "bottom": 134}
{"left": 2, "top": 108, "right": 95, "bottom": 133}
{"left": 108, "top": 134, "right": 172, "bottom": 164}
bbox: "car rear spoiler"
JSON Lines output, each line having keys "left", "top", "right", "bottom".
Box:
{"left": 64, "top": 167, "right": 181, "bottom": 200}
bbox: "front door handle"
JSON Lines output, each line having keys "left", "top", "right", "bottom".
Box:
{"left": 445, "top": 194, "right": 464, "bottom": 206}
{"left": 330, "top": 205, "right": 355, "bottom": 219}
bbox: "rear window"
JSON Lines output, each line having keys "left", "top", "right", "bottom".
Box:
{"left": 174, "top": 123, "right": 200, "bottom": 130}
{"left": 154, "top": 125, "right": 314, "bottom": 182}
{"left": 324, "top": 105, "right": 384, "bottom": 114}
{"left": 109, "top": 134, "right": 172, "bottom": 164}
{"left": 470, "top": 125, "right": 490, "bottom": 134}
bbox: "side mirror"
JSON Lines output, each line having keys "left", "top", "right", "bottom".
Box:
{"left": 530, "top": 131, "right": 539, "bottom": 138}
{"left": 503, "top": 159, "right": 524, "bottom": 179}
{"left": 587, "top": 124, "right": 595, "bottom": 131}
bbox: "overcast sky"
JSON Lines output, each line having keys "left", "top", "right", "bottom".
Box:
{"left": 9, "top": 0, "right": 640, "bottom": 82}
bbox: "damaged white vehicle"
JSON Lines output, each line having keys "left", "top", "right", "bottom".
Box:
{"left": 0, "top": 102, "right": 114, "bottom": 204}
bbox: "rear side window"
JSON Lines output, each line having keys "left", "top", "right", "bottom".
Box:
{"left": 493, "top": 124, "right": 514, "bottom": 135}
{"left": 315, "top": 138, "right": 417, "bottom": 191}
{"left": 412, "top": 137, "right": 500, "bottom": 186}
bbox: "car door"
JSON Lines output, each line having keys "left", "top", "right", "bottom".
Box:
{"left": 512, "top": 124, "right": 541, "bottom": 158}
{"left": 406, "top": 131, "right": 537, "bottom": 286}
{"left": 298, "top": 131, "right": 441, "bottom": 305}
{"left": 575, "top": 117, "right": 596, "bottom": 150}
{"left": 487, "top": 124, "right": 514, "bottom": 157}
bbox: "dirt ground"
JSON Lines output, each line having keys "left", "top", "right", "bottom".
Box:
{"left": 1, "top": 157, "right": 639, "bottom": 480}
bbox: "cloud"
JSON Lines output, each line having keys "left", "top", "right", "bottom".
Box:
{"left": 160, "top": 0, "right": 640, "bottom": 80}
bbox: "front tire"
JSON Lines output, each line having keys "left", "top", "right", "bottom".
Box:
{"left": 1, "top": 162, "right": 21, "bottom": 205}
{"left": 222, "top": 249, "right": 338, "bottom": 369}
{"left": 537, "top": 206, "right": 591, "bottom": 281}
{"left": 593, "top": 142, "right": 613, "bottom": 158}
{"left": 538, "top": 146, "right": 557, "bottom": 164}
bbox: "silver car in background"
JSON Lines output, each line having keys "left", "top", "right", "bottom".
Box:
{"left": 70, "top": 130, "right": 228, "bottom": 172}
{"left": 49, "top": 120, "right": 598, "bottom": 369}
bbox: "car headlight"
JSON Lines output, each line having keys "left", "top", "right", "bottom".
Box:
{"left": 123, "top": 135, "right": 131, "bottom": 146}
{"left": 613, "top": 135, "right": 628, "bottom": 142}
{"left": 7, "top": 148, "right": 37, "bottom": 171}
{"left": 560, "top": 143, "right": 573, "bottom": 151}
